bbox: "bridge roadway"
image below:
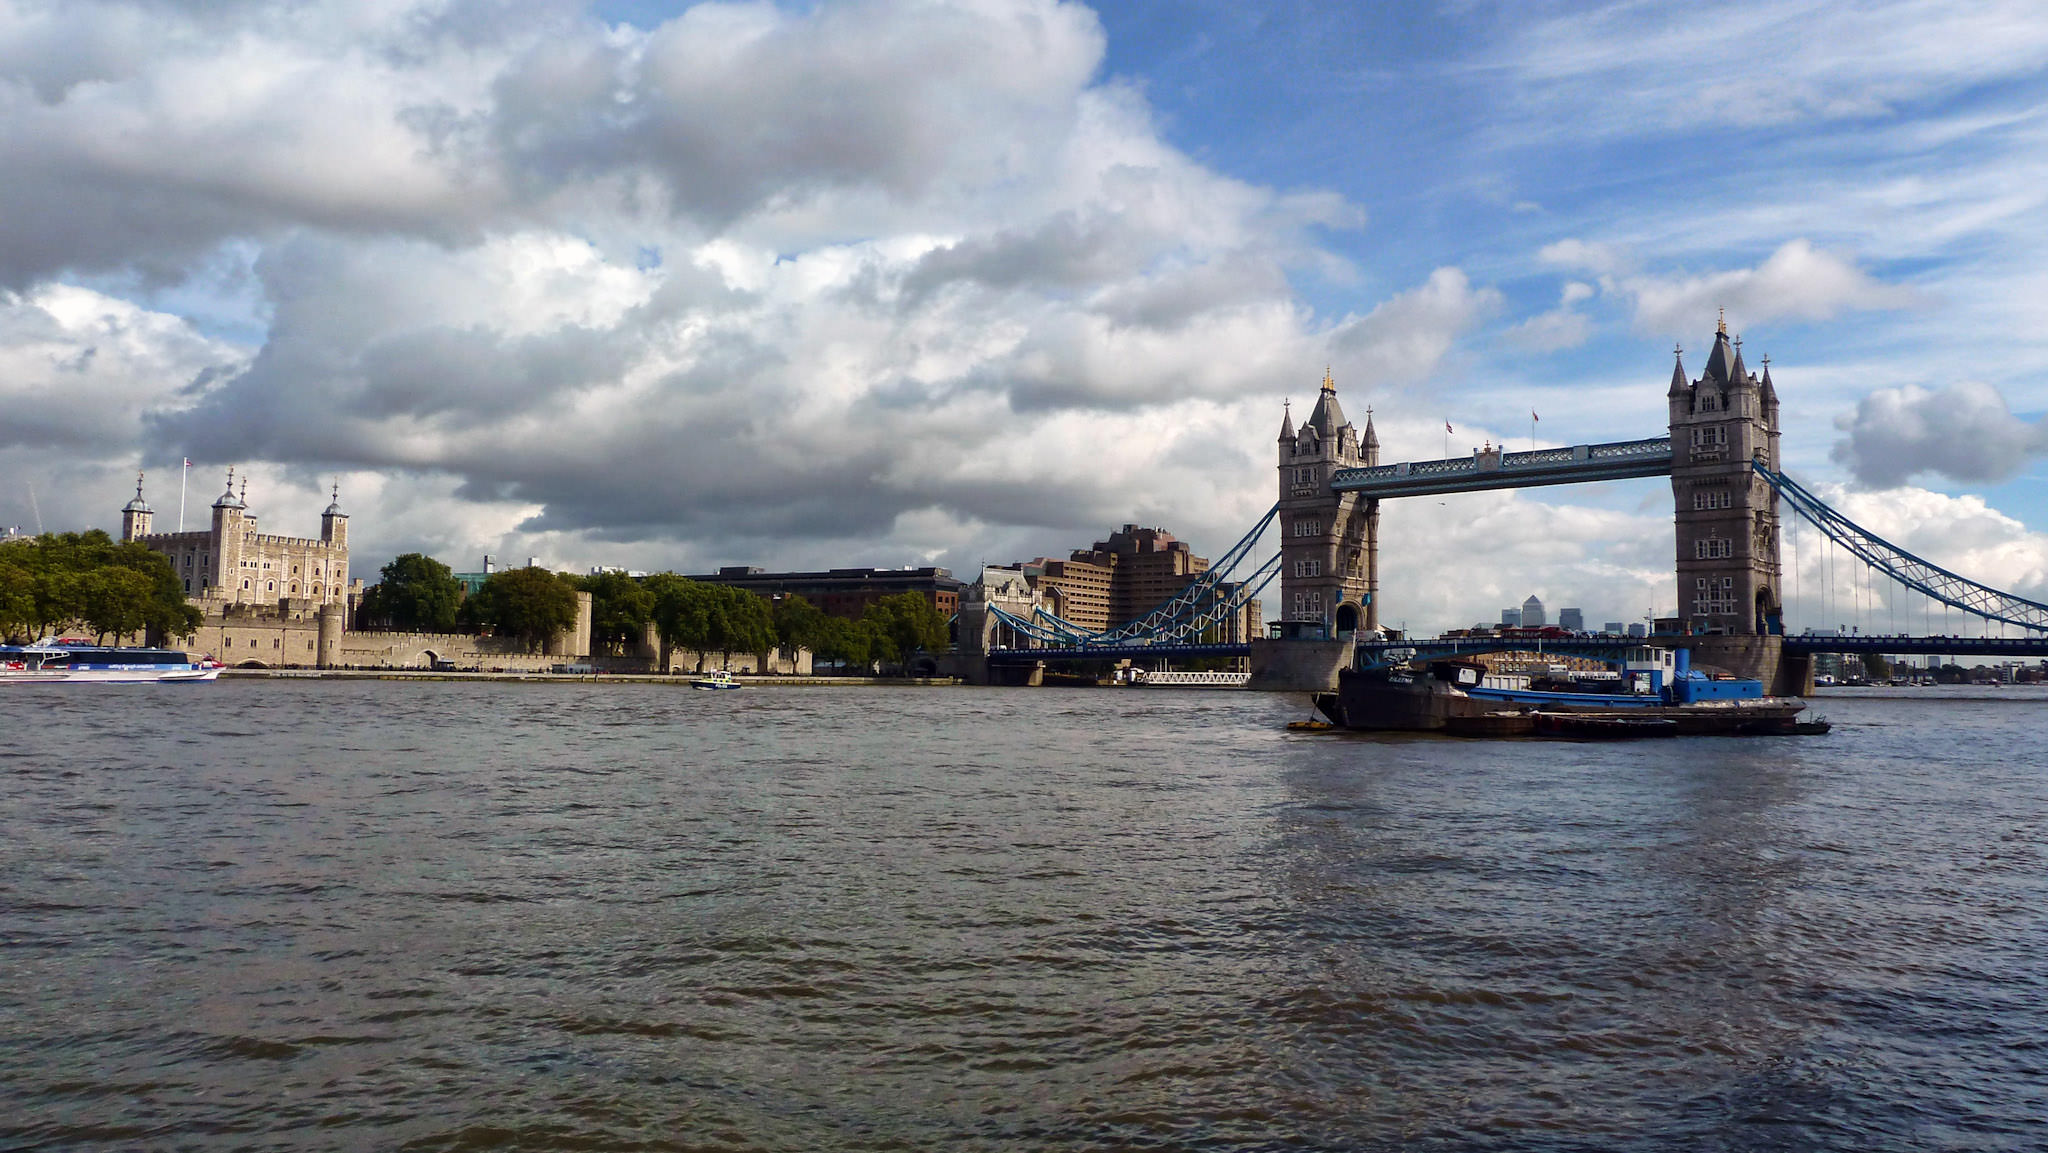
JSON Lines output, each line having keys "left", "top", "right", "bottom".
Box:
{"left": 1351, "top": 633, "right": 2048, "bottom": 669}
{"left": 1783, "top": 634, "right": 2048, "bottom": 658}
{"left": 1331, "top": 437, "right": 1674, "bottom": 498}
{"left": 986, "top": 633, "right": 2048, "bottom": 671}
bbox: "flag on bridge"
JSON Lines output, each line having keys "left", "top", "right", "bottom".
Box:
{"left": 1446, "top": 421, "right": 1454, "bottom": 434}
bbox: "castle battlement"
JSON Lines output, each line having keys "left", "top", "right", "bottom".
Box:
{"left": 122, "top": 472, "right": 351, "bottom": 613}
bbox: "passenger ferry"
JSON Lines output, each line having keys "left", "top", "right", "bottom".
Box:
{"left": 0, "top": 642, "right": 223, "bottom": 684}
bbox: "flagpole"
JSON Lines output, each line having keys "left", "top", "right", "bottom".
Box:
{"left": 178, "top": 458, "right": 189, "bottom": 532}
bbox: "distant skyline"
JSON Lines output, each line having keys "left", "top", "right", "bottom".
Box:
{"left": 4, "top": 0, "right": 2045, "bottom": 633}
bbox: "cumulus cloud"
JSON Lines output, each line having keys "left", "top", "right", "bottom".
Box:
{"left": 1780, "top": 481, "right": 2048, "bottom": 626}
{"left": 1628, "top": 240, "right": 1919, "bottom": 332}
{"left": 4, "top": 0, "right": 1514, "bottom": 582}
{"left": 1831, "top": 380, "right": 2048, "bottom": 488}
{"left": 0, "top": 283, "right": 244, "bottom": 450}
{"left": 1503, "top": 280, "right": 1596, "bottom": 352}
{"left": 1534, "top": 237, "right": 1917, "bottom": 336}
{"left": 1329, "top": 267, "right": 1500, "bottom": 387}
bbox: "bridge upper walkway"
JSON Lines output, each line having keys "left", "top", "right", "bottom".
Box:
{"left": 1331, "top": 437, "right": 1674, "bottom": 498}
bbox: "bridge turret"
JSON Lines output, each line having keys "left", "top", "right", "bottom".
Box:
{"left": 1278, "top": 370, "right": 1378, "bottom": 637}
{"left": 1671, "top": 318, "right": 1783, "bottom": 636}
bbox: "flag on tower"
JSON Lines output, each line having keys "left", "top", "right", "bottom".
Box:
{"left": 1445, "top": 421, "right": 1454, "bottom": 434}
{"left": 1531, "top": 410, "right": 1539, "bottom": 422}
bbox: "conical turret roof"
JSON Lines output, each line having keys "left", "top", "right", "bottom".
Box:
{"left": 1278, "top": 402, "right": 1294, "bottom": 442}
{"left": 212, "top": 468, "right": 245, "bottom": 509}
{"left": 1306, "top": 367, "right": 1347, "bottom": 436}
{"left": 1702, "top": 326, "right": 1736, "bottom": 385}
{"left": 1668, "top": 348, "right": 1688, "bottom": 398}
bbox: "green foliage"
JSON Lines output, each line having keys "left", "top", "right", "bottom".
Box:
{"left": 646, "top": 576, "right": 780, "bottom": 668}
{"left": 711, "top": 585, "right": 776, "bottom": 662}
{"left": 0, "top": 531, "right": 199, "bottom": 644}
{"left": 809, "top": 614, "right": 880, "bottom": 669}
{"left": 1860, "top": 652, "right": 1891, "bottom": 681}
{"left": 577, "top": 571, "right": 654, "bottom": 655}
{"left": 771, "top": 594, "right": 828, "bottom": 653}
{"left": 0, "top": 558, "right": 33, "bottom": 643}
{"left": 359, "top": 553, "right": 462, "bottom": 632}
{"left": 467, "top": 566, "right": 580, "bottom": 652}
{"left": 859, "top": 592, "right": 949, "bottom": 668}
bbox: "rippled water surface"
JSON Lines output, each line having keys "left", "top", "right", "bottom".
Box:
{"left": 3, "top": 680, "right": 2045, "bottom": 1150}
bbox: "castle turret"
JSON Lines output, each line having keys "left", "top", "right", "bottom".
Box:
{"left": 321, "top": 483, "right": 349, "bottom": 549}
{"left": 211, "top": 469, "right": 247, "bottom": 601}
{"left": 120, "top": 472, "right": 153, "bottom": 541}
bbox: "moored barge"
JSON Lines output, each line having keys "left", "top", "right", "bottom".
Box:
{"left": 1315, "top": 645, "right": 1812, "bottom": 736}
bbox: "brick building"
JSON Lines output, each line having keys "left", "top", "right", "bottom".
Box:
{"left": 694, "top": 566, "right": 964, "bottom": 620}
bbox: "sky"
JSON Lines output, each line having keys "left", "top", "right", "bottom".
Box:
{"left": 3, "top": 0, "right": 2046, "bottom": 634}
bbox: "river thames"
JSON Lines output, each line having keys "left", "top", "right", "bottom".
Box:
{"left": 3, "top": 680, "right": 2043, "bottom": 1150}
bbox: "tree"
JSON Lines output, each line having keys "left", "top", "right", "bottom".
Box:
{"left": 860, "top": 592, "right": 949, "bottom": 670}
{"left": 771, "top": 593, "right": 827, "bottom": 654}
{"left": 0, "top": 531, "right": 196, "bottom": 644}
{"left": 81, "top": 567, "right": 156, "bottom": 644}
{"left": 359, "top": 553, "right": 462, "bottom": 632}
{"left": 0, "top": 555, "right": 37, "bottom": 643}
{"left": 810, "top": 614, "right": 879, "bottom": 671}
{"left": 111, "top": 540, "right": 201, "bottom": 642}
{"left": 707, "top": 584, "right": 775, "bottom": 668}
{"left": 648, "top": 574, "right": 712, "bottom": 670}
{"left": 578, "top": 571, "right": 654, "bottom": 656}
{"left": 467, "top": 566, "right": 580, "bottom": 653}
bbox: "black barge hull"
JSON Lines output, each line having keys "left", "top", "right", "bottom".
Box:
{"left": 1315, "top": 668, "right": 1809, "bottom": 736}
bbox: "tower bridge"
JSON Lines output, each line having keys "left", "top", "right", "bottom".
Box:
{"left": 953, "top": 317, "right": 2048, "bottom": 689}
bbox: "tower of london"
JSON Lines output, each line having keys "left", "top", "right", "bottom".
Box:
{"left": 121, "top": 470, "right": 351, "bottom": 611}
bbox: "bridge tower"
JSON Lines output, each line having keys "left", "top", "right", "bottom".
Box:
{"left": 1669, "top": 316, "right": 1783, "bottom": 635}
{"left": 1278, "top": 370, "right": 1379, "bottom": 637}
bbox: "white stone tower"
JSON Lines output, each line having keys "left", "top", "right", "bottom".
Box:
{"left": 120, "top": 472, "right": 153, "bottom": 541}
{"left": 1669, "top": 315, "right": 1783, "bottom": 635}
{"left": 211, "top": 469, "right": 248, "bottom": 602}
{"left": 1276, "top": 369, "right": 1380, "bottom": 637}
{"left": 321, "top": 482, "right": 348, "bottom": 551}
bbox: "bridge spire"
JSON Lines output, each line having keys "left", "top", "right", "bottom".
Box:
{"left": 1667, "top": 345, "right": 1689, "bottom": 397}
{"left": 1277, "top": 399, "right": 1294, "bottom": 442}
